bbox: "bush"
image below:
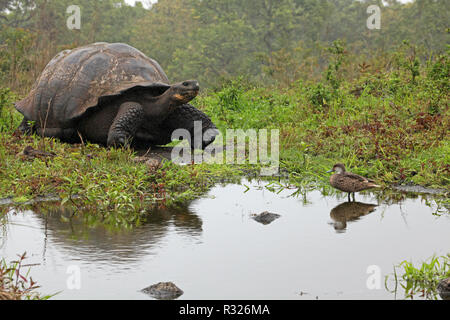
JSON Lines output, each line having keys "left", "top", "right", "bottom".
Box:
{"left": 216, "top": 77, "right": 248, "bottom": 112}
{"left": 307, "top": 82, "right": 334, "bottom": 108}
{"left": 0, "top": 88, "right": 19, "bottom": 133}
{"left": 427, "top": 47, "right": 450, "bottom": 92}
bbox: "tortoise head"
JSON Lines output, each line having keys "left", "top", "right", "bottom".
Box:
{"left": 132, "top": 81, "right": 199, "bottom": 118}
{"left": 169, "top": 80, "right": 200, "bottom": 104}
{"left": 327, "top": 163, "right": 346, "bottom": 174}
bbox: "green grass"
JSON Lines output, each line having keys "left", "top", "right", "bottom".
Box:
{"left": 386, "top": 254, "right": 450, "bottom": 300}
{"left": 0, "top": 48, "right": 448, "bottom": 228}
{"left": 0, "top": 131, "right": 249, "bottom": 228}
{"left": 194, "top": 61, "right": 449, "bottom": 189}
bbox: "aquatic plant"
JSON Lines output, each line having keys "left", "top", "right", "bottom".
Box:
{"left": 386, "top": 254, "right": 450, "bottom": 300}
{"left": 0, "top": 252, "right": 54, "bottom": 300}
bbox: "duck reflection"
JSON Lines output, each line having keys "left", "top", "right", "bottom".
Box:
{"left": 28, "top": 204, "right": 202, "bottom": 265}
{"left": 330, "top": 201, "right": 378, "bottom": 233}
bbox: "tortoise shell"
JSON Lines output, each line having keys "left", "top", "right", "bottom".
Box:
{"left": 15, "top": 42, "right": 171, "bottom": 129}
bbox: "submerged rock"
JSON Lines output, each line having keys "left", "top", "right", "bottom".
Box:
{"left": 392, "top": 184, "right": 448, "bottom": 196}
{"left": 141, "top": 282, "right": 184, "bottom": 300}
{"left": 437, "top": 278, "right": 450, "bottom": 300}
{"left": 252, "top": 211, "right": 281, "bottom": 225}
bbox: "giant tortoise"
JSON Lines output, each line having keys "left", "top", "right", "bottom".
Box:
{"left": 15, "top": 42, "right": 218, "bottom": 149}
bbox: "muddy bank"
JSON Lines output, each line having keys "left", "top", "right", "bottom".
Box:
{"left": 392, "top": 184, "right": 448, "bottom": 196}
{"left": 1, "top": 178, "right": 448, "bottom": 207}
{"left": 0, "top": 194, "right": 65, "bottom": 206}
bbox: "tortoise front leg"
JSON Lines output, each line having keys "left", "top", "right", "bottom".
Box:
{"left": 107, "top": 102, "right": 144, "bottom": 147}
{"left": 158, "top": 104, "right": 219, "bottom": 150}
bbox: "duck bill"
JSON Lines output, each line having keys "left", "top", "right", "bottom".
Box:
{"left": 326, "top": 169, "right": 333, "bottom": 173}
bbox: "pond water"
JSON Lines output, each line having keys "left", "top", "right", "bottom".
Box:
{"left": 0, "top": 179, "right": 449, "bottom": 300}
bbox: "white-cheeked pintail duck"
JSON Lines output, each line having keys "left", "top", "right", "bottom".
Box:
{"left": 327, "top": 163, "right": 380, "bottom": 201}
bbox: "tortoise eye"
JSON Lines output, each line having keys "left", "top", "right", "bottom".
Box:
{"left": 182, "top": 81, "right": 189, "bottom": 87}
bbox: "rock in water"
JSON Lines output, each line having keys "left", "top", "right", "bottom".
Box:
{"left": 141, "top": 282, "right": 184, "bottom": 300}
{"left": 437, "top": 278, "right": 450, "bottom": 300}
{"left": 252, "top": 211, "right": 281, "bottom": 225}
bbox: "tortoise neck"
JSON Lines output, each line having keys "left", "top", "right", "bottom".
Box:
{"left": 142, "top": 88, "right": 181, "bottom": 118}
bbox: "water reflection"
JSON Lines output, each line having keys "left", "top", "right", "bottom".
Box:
{"left": 0, "top": 178, "right": 448, "bottom": 300}
{"left": 329, "top": 201, "right": 378, "bottom": 233}
{"left": 10, "top": 204, "right": 202, "bottom": 265}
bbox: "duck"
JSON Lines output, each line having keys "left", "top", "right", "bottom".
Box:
{"left": 327, "top": 163, "right": 380, "bottom": 201}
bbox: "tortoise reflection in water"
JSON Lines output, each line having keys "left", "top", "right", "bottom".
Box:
{"left": 24, "top": 203, "right": 203, "bottom": 265}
